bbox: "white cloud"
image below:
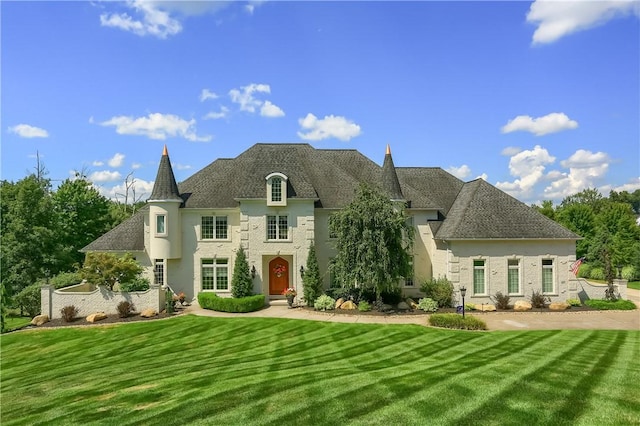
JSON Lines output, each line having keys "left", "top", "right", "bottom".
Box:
{"left": 174, "top": 163, "right": 192, "bottom": 170}
{"left": 543, "top": 150, "right": 611, "bottom": 199}
{"left": 610, "top": 177, "right": 640, "bottom": 193}
{"left": 132, "top": 163, "right": 142, "bottom": 170}
{"left": 501, "top": 146, "right": 522, "bottom": 156}
{"left": 244, "top": 1, "right": 265, "bottom": 15}
{"left": 8, "top": 124, "right": 49, "bottom": 138}
{"left": 93, "top": 161, "right": 105, "bottom": 167}
{"left": 90, "top": 170, "right": 122, "bottom": 183}
{"left": 200, "top": 89, "right": 218, "bottom": 102}
{"left": 100, "top": 0, "right": 182, "bottom": 39}
{"left": 260, "top": 101, "right": 285, "bottom": 118}
{"left": 446, "top": 165, "right": 471, "bottom": 180}
{"left": 527, "top": 0, "right": 640, "bottom": 45}
{"left": 297, "top": 113, "right": 362, "bottom": 142}
{"left": 495, "top": 145, "right": 556, "bottom": 199}
{"left": 100, "top": 112, "right": 212, "bottom": 142}
{"left": 229, "top": 83, "right": 271, "bottom": 113}
{"left": 204, "top": 106, "right": 229, "bottom": 120}
{"left": 98, "top": 178, "right": 155, "bottom": 203}
{"left": 501, "top": 112, "right": 578, "bottom": 136}
{"left": 108, "top": 153, "right": 126, "bottom": 168}
{"left": 476, "top": 173, "right": 489, "bottom": 181}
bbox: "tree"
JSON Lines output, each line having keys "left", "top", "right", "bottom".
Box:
{"left": 231, "top": 246, "right": 253, "bottom": 298}
{"left": 533, "top": 200, "right": 556, "bottom": 221}
{"left": 556, "top": 203, "right": 596, "bottom": 259}
{"left": 329, "top": 184, "right": 414, "bottom": 300}
{"left": 80, "top": 253, "right": 143, "bottom": 290}
{"left": 561, "top": 188, "right": 605, "bottom": 213}
{"left": 52, "top": 177, "right": 113, "bottom": 271}
{"left": 302, "top": 243, "right": 322, "bottom": 307}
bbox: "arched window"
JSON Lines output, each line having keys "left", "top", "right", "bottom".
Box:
{"left": 266, "top": 173, "right": 287, "bottom": 206}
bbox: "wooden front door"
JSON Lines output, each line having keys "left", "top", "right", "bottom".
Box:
{"left": 269, "top": 257, "right": 289, "bottom": 295}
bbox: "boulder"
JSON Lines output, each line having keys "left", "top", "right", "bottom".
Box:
{"left": 31, "top": 314, "right": 49, "bottom": 326}
{"left": 406, "top": 298, "right": 419, "bottom": 310}
{"left": 340, "top": 300, "right": 357, "bottom": 310}
{"left": 140, "top": 308, "right": 158, "bottom": 318}
{"left": 549, "top": 302, "right": 570, "bottom": 311}
{"left": 514, "top": 300, "right": 532, "bottom": 312}
{"left": 381, "top": 303, "right": 393, "bottom": 312}
{"left": 86, "top": 312, "right": 107, "bottom": 323}
{"left": 397, "top": 301, "right": 410, "bottom": 311}
{"left": 479, "top": 304, "right": 497, "bottom": 312}
{"left": 335, "top": 298, "right": 345, "bottom": 309}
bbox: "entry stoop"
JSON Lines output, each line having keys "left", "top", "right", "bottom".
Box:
{"left": 269, "top": 299, "right": 289, "bottom": 306}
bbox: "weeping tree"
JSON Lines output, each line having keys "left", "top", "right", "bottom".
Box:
{"left": 231, "top": 246, "right": 253, "bottom": 298}
{"left": 329, "top": 184, "right": 414, "bottom": 300}
{"left": 302, "top": 243, "right": 322, "bottom": 307}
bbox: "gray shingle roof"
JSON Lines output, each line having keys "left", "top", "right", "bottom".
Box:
{"left": 434, "top": 179, "right": 580, "bottom": 240}
{"left": 81, "top": 207, "right": 147, "bottom": 252}
{"left": 149, "top": 150, "right": 182, "bottom": 202}
{"left": 382, "top": 152, "right": 404, "bottom": 201}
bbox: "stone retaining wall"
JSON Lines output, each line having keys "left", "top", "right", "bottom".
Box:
{"left": 572, "top": 278, "right": 627, "bottom": 302}
{"left": 41, "top": 283, "right": 166, "bottom": 319}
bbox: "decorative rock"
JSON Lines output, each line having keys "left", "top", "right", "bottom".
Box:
{"left": 140, "top": 308, "right": 158, "bottom": 318}
{"left": 340, "top": 300, "right": 357, "bottom": 310}
{"left": 381, "top": 303, "right": 393, "bottom": 312}
{"left": 549, "top": 302, "right": 570, "bottom": 311}
{"left": 406, "top": 298, "right": 419, "bottom": 310}
{"left": 335, "top": 298, "right": 345, "bottom": 309}
{"left": 397, "top": 301, "right": 410, "bottom": 311}
{"left": 31, "top": 315, "right": 49, "bottom": 326}
{"left": 514, "top": 300, "right": 532, "bottom": 312}
{"left": 479, "top": 304, "right": 497, "bottom": 312}
{"left": 86, "top": 312, "right": 107, "bottom": 323}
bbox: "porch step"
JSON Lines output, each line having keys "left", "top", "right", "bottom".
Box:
{"left": 269, "top": 299, "right": 289, "bottom": 306}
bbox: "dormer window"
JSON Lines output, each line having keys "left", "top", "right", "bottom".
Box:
{"left": 266, "top": 172, "right": 287, "bottom": 206}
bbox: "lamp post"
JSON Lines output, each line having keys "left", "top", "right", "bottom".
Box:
{"left": 460, "top": 286, "right": 467, "bottom": 318}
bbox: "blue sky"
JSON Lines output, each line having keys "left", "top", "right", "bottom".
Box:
{"left": 2, "top": 1, "right": 639, "bottom": 205}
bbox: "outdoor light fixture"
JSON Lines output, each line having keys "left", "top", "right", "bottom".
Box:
{"left": 460, "top": 286, "right": 467, "bottom": 318}
{"left": 300, "top": 265, "right": 305, "bottom": 278}
{"left": 251, "top": 265, "right": 256, "bottom": 279}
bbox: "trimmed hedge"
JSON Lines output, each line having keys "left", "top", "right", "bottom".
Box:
{"left": 197, "top": 293, "right": 265, "bottom": 313}
{"left": 428, "top": 313, "right": 487, "bottom": 330}
{"left": 584, "top": 299, "right": 637, "bottom": 311}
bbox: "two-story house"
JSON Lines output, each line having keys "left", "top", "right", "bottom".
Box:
{"left": 83, "top": 143, "right": 581, "bottom": 304}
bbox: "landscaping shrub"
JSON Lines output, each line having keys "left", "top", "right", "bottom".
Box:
{"left": 380, "top": 286, "right": 403, "bottom": 305}
{"left": 117, "top": 301, "right": 135, "bottom": 318}
{"left": 231, "top": 246, "right": 253, "bottom": 299}
{"left": 429, "top": 313, "right": 487, "bottom": 330}
{"left": 566, "top": 298, "right": 582, "bottom": 307}
{"left": 576, "top": 263, "right": 591, "bottom": 279}
{"left": 491, "top": 291, "right": 511, "bottom": 310}
{"left": 589, "top": 267, "right": 605, "bottom": 281}
{"left": 418, "top": 298, "right": 438, "bottom": 312}
{"left": 314, "top": 294, "right": 336, "bottom": 311}
{"left": 420, "top": 277, "right": 454, "bottom": 308}
{"left": 530, "top": 290, "right": 550, "bottom": 308}
{"left": 622, "top": 266, "right": 637, "bottom": 281}
{"left": 358, "top": 301, "right": 371, "bottom": 312}
{"left": 197, "top": 293, "right": 265, "bottom": 313}
{"left": 465, "top": 303, "right": 477, "bottom": 311}
{"left": 331, "top": 286, "right": 362, "bottom": 303}
{"left": 302, "top": 243, "right": 323, "bottom": 307}
{"left": 13, "top": 284, "right": 41, "bottom": 317}
{"left": 584, "top": 299, "right": 636, "bottom": 310}
{"left": 60, "top": 305, "right": 78, "bottom": 322}
{"left": 51, "top": 271, "right": 83, "bottom": 289}
{"left": 119, "top": 277, "right": 150, "bottom": 292}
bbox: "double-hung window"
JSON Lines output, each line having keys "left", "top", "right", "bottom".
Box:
{"left": 507, "top": 259, "right": 520, "bottom": 294}
{"left": 267, "top": 215, "right": 288, "bottom": 240}
{"left": 201, "top": 258, "right": 229, "bottom": 291}
{"left": 473, "top": 260, "right": 486, "bottom": 294}
{"left": 154, "top": 259, "right": 165, "bottom": 286}
{"left": 542, "top": 259, "right": 554, "bottom": 294}
{"left": 201, "top": 216, "right": 228, "bottom": 240}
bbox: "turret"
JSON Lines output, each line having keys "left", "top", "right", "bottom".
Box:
{"left": 382, "top": 144, "right": 404, "bottom": 202}
{"left": 147, "top": 145, "right": 182, "bottom": 259}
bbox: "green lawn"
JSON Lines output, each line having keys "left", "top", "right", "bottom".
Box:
{"left": 627, "top": 281, "right": 640, "bottom": 291}
{"left": 3, "top": 315, "right": 31, "bottom": 332}
{"left": 1, "top": 315, "right": 639, "bottom": 425}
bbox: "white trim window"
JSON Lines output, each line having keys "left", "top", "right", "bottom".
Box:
{"left": 202, "top": 258, "right": 229, "bottom": 291}
{"left": 154, "top": 259, "right": 165, "bottom": 286}
{"left": 542, "top": 259, "right": 555, "bottom": 294}
{"left": 404, "top": 257, "right": 414, "bottom": 287}
{"left": 267, "top": 215, "right": 288, "bottom": 240}
{"left": 201, "top": 216, "right": 228, "bottom": 240}
{"left": 507, "top": 259, "right": 521, "bottom": 294}
{"left": 155, "top": 214, "right": 167, "bottom": 236}
{"left": 473, "top": 259, "right": 486, "bottom": 295}
{"left": 266, "top": 173, "right": 287, "bottom": 206}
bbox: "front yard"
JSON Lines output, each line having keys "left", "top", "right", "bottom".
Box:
{"left": 1, "top": 315, "right": 639, "bottom": 425}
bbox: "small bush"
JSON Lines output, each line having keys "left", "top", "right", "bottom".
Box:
{"left": 380, "top": 286, "right": 403, "bottom": 305}
{"left": 465, "top": 303, "right": 477, "bottom": 311}
{"left": 589, "top": 267, "right": 605, "bottom": 281}
{"left": 530, "top": 290, "right": 550, "bottom": 308}
{"left": 576, "top": 263, "right": 591, "bottom": 279}
{"left": 60, "top": 305, "right": 78, "bottom": 322}
{"left": 119, "top": 277, "right": 150, "bottom": 292}
{"left": 314, "top": 295, "right": 336, "bottom": 311}
{"left": 117, "top": 301, "right": 135, "bottom": 318}
{"left": 197, "top": 293, "right": 265, "bottom": 313}
{"left": 491, "top": 291, "right": 511, "bottom": 310}
{"left": 418, "top": 298, "right": 438, "bottom": 312}
{"left": 420, "top": 277, "right": 454, "bottom": 308}
{"left": 14, "top": 284, "right": 41, "bottom": 317}
{"left": 358, "top": 301, "right": 371, "bottom": 312}
{"left": 51, "top": 272, "right": 83, "bottom": 289}
{"left": 622, "top": 265, "right": 637, "bottom": 281}
{"left": 429, "top": 313, "right": 487, "bottom": 330}
{"left": 566, "top": 298, "right": 582, "bottom": 307}
{"left": 584, "top": 299, "right": 636, "bottom": 310}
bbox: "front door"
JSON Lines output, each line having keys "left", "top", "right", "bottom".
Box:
{"left": 269, "top": 257, "right": 289, "bottom": 295}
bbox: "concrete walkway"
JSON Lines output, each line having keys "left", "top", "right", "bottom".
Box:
{"left": 184, "top": 289, "right": 640, "bottom": 331}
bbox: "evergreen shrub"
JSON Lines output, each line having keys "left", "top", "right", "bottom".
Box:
{"left": 197, "top": 293, "right": 265, "bottom": 313}
{"left": 622, "top": 266, "right": 637, "bottom": 281}
{"left": 51, "top": 272, "right": 83, "bottom": 289}
{"left": 429, "top": 313, "right": 487, "bottom": 330}
{"left": 14, "top": 284, "right": 41, "bottom": 317}
{"left": 589, "top": 267, "right": 605, "bottom": 281}
{"left": 420, "top": 277, "right": 454, "bottom": 308}
{"left": 119, "top": 277, "right": 150, "bottom": 292}
{"left": 584, "top": 299, "right": 636, "bottom": 310}
{"left": 358, "top": 301, "right": 371, "bottom": 312}
{"left": 576, "top": 263, "right": 591, "bottom": 279}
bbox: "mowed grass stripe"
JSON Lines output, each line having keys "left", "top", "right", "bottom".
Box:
{"left": 1, "top": 316, "right": 638, "bottom": 426}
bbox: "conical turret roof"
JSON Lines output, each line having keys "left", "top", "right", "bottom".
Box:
{"left": 382, "top": 144, "right": 404, "bottom": 201}
{"left": 148, "top": 145, "right": 182, "bottom": 202}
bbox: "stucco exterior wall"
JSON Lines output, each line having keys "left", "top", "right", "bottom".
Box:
{"left": 313, "top": 209, "right": 338, "bottom": 288}
{"left": 148, "top": 202, "right": 182, "bottom": 260}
